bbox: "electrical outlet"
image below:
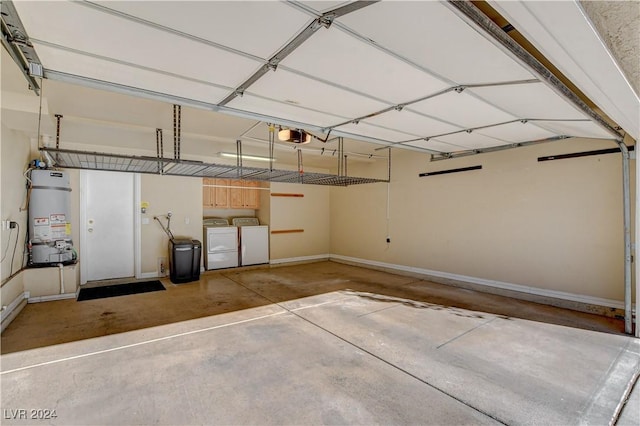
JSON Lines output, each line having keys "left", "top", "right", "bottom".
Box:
{"left": 158, "top": 257, "right": 167, "bottom": 277}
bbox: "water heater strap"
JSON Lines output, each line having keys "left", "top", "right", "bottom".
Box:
{"left": 31, "top": 185, "right": 72, "bottom": 192}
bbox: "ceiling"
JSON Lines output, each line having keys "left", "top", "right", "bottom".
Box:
{"left": 1, "top": 0, "right": 633, "bottom": 170}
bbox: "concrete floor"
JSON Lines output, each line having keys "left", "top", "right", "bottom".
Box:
{"left": 1, "top": 261, "right": 638, "bottom": 425}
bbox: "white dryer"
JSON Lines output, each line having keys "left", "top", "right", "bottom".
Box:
{"left": 203, "top": 218, "right": 238, "bottom": 270}
{"left": 232, "top": 218, "right": 269, "bottom": 266}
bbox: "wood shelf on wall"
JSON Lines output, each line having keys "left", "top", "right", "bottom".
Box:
{"left": 270, "top": 193, "right": 304, "bottom": 197}
{"left": 271, "top": 229, "right": 304, "bottom": 234}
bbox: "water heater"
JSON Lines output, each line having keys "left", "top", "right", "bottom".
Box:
{"left": 29, "top": 169, "right": 75, "bottom": 265}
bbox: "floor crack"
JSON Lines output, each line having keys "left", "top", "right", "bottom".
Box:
{"left": 436, "top": 317, "right": 497, "bottom": 349}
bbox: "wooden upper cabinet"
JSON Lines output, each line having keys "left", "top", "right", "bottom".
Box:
{"left": 229, "top": 180, "right": 244, "bottom": 209}
{"left": 204, "top": 179, "right": 260, "bottom": 209}
{"left": 243, "top": 181, "right": 260, "bottom": 209}
{"left": 202, "top": 178, "right": 215, "bottom": 208}
{"left": 230, "top": 180, "right": 260, "bottom": 209}
{"left": 214, "top": 179, "right": 230, "bottom": 208}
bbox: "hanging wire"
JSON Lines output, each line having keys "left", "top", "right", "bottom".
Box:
{"left": 36, "top": 77, "right": 43, "bottom": 149}
{"left": 387, "top": 147, "right": 392, "bottom": 182}
{"left": 9, "top": 223, "right": 20, "bottom": 276}
{"left": 21, "top": 167, "right": 32, "bottom": 212}
{"left": 154, "top": 215, "right": 174, "bottom": 240}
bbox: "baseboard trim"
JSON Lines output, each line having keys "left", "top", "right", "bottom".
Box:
{"left": 28, "top": 293, "right": 77, "bottom": 303}
{"left": 1, "top": 291, "right": 29, "bottom": 327}
{"left": 138, "top": 272, "right": 159, "bottom": 279}
{"left": 330, "top": 254, "right": 634, "bottom": 319}
{"left": 270, "top": 254, "right": 330, "bottom": 266}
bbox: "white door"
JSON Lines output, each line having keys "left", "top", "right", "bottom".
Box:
{"left": 81, "top": 170, "right": 135, "bottom": 282}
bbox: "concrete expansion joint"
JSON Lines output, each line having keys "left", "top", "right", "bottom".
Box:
{"left": 219, "top": 273, "right": 509, "bottom": 425}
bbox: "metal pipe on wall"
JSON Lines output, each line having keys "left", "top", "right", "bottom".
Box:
{"left": 616, "top": 141, "right": 633, "bottom": 334}
{"left": 636, "top": 141, "right": 640, "bottom": 337}
{"left": 58, "top": 263, "right": 65, "bottom": 294}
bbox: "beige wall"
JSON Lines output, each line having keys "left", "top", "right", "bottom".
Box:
{"left": 1, "top": 124, "right": 31, "bottom": 307}
{"left": 140, "top": 174, "right": 203, "bottom": 274}
{"left": 269, "top": 182, "right": 330, "bottom": 260}
{"left": 331, "top": 138, "right": 634, "bottom": 302}
{"left": 23, "top": 264, "right": 79, "bottom": 298}
{"left": 257, "top": 183, "right": 271, "bottom": 227}
{"left": 1, "top": 124, "right": 31, "bottom": 283}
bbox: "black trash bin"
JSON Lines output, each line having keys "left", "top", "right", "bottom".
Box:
{"left": 169, "top": 238, "right": 201, "bottom": 284}
{"left": 191, "top": 239, "right": 201, "bottom": 281}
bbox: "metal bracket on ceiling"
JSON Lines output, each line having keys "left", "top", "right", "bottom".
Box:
{"left": 29, "top": 62, "right": 43, "bottom": 78}
{"left": 319, "top": 15, "right": 335, "bottom": 28}
{"left": 1, "top": 0, "right": 42, "bottom": 94}
{"left": 217, "top": 1, "right": 377, "bottom": 107}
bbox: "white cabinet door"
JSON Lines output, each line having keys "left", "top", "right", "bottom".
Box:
{"left": 240, "top": 226, "right": 269, "bottom": 266}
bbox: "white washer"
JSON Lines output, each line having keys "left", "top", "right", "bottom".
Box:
{"left": 203, "top": 218, "right": 238, "bottom": 270}
{"left": 232, "top": 218, "right": 269, "bottom": 266}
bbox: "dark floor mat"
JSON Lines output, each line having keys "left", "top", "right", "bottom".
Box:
{"left": 77, "top": 280, "right": 165, "bottom": 301}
